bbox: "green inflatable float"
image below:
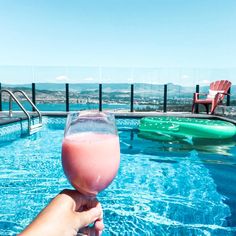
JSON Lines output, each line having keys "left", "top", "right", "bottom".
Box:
{"left": 138, "top": 117, "right": 236, "bottom": 141}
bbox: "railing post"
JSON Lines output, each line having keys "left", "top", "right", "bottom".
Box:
{"left": 0, "top": 83, "right": 2, "bottom": 111}
{"left": 32, "top": 83, "right": 36, "bottom": 111}
{"left": 130, "top": 84, "right": 134, "bottom": 112}
{"left": 99, "top": 84, "right": 102, "bottom": 112}
{"left": 163, "top": 84, "right": 167, "bottom": 112}
{"left": 195, "top": 84, "right": 199, "bottom": 113}
{"left": 9, "top": 96, "right": 13, "bottom": 117}
{"left": 66, "top": 83, "right": 69, "bottom": 112}
{"left": 227, "top": 87, "right": 231, "bottom": 106}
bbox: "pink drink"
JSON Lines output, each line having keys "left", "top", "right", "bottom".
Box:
{"left": 62, "top": 132, "right": 120, "bottom": 196}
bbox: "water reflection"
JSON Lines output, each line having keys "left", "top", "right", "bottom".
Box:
{"left": 131, "top": 130, "right": 236, "bottom": 156}
{"left": 164, "top": 138, "right": 236, "bottom": 157}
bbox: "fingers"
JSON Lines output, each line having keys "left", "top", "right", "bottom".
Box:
{"left": 58, "top": 189, "right": 97, "bottom": 211}
{"left": 78, "top": 220, "right": 104, "bottom": 236}
{"left": 94, "top": 219, "right": 104, "bottom": 232}
{"left": 78, "top": 213, "right": 104, "bottom": 236}
{"left": 76, "top": 202, "right": 103, "bottom": 228}
{"left": 59, "top": 189, "right": 104, "bottom": 234}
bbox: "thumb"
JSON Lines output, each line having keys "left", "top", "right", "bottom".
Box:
{"left": 76, "top": 206, "right": 102, "bottom": 228}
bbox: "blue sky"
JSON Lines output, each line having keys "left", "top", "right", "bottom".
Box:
{"left": 0, "top": 0, "right": 235, "bottom": 84}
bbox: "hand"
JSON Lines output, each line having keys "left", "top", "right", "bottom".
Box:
{"left": 19, "top": 189, "right": 104, "bottom": 236}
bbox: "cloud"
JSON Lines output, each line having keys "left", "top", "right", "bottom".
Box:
{"left": 55, "top": 75, "right": 69, "bottom": 82}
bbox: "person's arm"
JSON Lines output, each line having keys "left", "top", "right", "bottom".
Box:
{"left": 19, "top": 189, "right": 104, "bottom": 236}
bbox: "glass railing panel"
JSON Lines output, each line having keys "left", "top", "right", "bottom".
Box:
{"left": 229, "top": 68, "right": 236, "bottom": 108}
{"left": 230, "top": 85, "right": 236, "bottom": 106}
{"left": 33, "top": 66, "right": 68, "bottom": 84}
{"left": 0, "top": 66, "right": 235, "bottom": 115}
{"left": 167, "top": 84, "right": 195, "bottom": 112}
{"left": 228, "top": 85, "right": 236, "bottom": 120}
{"left": 0, "top": 65, "right": 33, "bottom": 84}
{"left": 31, "top": 66, "right": 69, "bottom": 111}
{"left": 0, "top": 65, "right": 33, "bottom": 112}
{"left": 102, "top": 83, "right": 130, "bottom": 112}
{"left": 99, "top": 67, "right": 133, "bottom": 84}
{"left": 35, "top": 83, "right": 66, "bottom": 111}
{"left": 69, "top": 83, "right": 99, "bottom": 111}
{"left": 166, "top": 68, "right": 197, "bottom": 112}
{"left": 65, "top": 66, "right": 100, "bottom": 83}
{"left": 132, "top": 68, "right": 165, "bottom": 112}
{"left": 99, "top": 67, "right": 132, "bottom": 111}
{"left": 133, "top": 83, "right": 163, "bottom": 112}
{"left": 66, "top": 66, "right": 100, "bottom": 111}
{"left": 1, "top": 83, "right": 32, "bottom": 111}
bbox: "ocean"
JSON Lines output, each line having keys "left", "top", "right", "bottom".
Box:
{"left": 1, "top": 102, "right": 158, "bottom": 112}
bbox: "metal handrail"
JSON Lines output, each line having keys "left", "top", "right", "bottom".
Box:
{"left": 12, "top": 90, "right": 42, "bottom": 124}
{"left": 0, "top": 89, "right": 31, "bottom": 131}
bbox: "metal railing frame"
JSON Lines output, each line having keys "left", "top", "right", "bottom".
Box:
{"left": 12, "top": 90, "right": 42, "bottom": 124}
{"left": 130, "top": 84, "right": 134, "bottom": 112}
{"left": 0, "top": 83, "right": 232, "bottom": 113}
{"left": 0, "top": 83, "right": 2, "bottom": 111}
{"left": 32, "top": 83, "right": 36, "bottom": 111}
{"left": 65, "top": 83, "right": 69, "bottom": 112}
{"left": 0, "top": 89, "right": 32, "bottom": 131}
{"left": 195, "top": 84, "right": 199, "bottom": 113}
{"left": 99, "top": 84, "right": 102, "bottom": 112}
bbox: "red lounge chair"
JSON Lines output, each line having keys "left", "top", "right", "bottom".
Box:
{"left": 192, "top": 80, "right": 231, "bottom": 114}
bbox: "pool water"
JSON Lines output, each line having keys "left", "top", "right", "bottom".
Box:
{"left": 0, "top": 117, "right": 236, "bottom": 235}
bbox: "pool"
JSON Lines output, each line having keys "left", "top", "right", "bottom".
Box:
{"left": 0, "top": 117, "right": 236, "bottom": 235}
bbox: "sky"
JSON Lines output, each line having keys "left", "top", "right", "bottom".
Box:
{"left": 0, "top": 0, "right": 235, "bottom": 85}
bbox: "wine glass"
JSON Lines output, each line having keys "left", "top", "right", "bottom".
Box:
{"left": 62, "top": 111, "right": 120, "bottom": 196}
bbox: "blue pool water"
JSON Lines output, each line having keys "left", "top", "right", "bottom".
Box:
{"left": 0, "top": 117, "right": 236, "bottom": 235}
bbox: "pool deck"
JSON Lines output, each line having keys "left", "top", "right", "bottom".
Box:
{"left": 0, "top": 111, "right": 236, "bottom": 125}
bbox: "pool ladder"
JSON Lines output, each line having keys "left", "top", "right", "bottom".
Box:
{"left": 0, "top": 89, "right": 42, "bottom": 135}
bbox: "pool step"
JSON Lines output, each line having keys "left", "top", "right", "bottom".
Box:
{"left": 30, "top": 123, "right": 43, "bottom": 135}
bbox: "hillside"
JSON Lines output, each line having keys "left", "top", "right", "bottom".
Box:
{"left": 2, "top": 83, "right": 235, "bottom": 99}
